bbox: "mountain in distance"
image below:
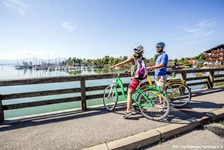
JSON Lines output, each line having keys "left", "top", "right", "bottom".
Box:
{"left": 0, "top": 57, "right": 66, "bottom": 65}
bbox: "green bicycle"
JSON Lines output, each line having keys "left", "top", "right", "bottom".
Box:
{"left": 103, "top": 68, "right": 171, "bottom": 120}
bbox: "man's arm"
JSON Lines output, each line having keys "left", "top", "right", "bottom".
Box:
{"left": 147, "top": 64, "right": 164, "bottom": 70}
{"left": 147, "top": 54, "right": 168, "bottom": 70}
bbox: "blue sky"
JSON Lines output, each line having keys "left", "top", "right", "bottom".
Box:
{"left": 0, "top": 0, "right": 223, "bottom": 60}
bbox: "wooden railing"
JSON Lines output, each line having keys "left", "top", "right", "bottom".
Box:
{"left": 0, "top": 68, "right": 224, "bottom": 122}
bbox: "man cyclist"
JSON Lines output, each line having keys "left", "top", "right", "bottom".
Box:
{"left": 147, "top": 42, "right": 168, "bottom": 109}
{"left": 110, "top": 45, "right": 147, "bottom": 118}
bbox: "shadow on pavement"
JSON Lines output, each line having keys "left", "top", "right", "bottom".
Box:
{"left": 0, "top": 107, "right": 109, "bottom": 132}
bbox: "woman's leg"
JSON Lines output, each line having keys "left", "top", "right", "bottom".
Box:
{"left": 127, "top": 88, "right": 134, "bottom": 112}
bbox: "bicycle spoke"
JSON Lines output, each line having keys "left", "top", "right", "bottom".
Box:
{"left": 167, "top": 84, "right": 191, "bottom": 107}
{"left": 103, "top": 85, "right": 118, "bottom": 111}
{"left": 137, "top": 89, "right": 170, "bottom": 120}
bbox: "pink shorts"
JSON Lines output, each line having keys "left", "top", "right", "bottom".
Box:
{"left": 128, "top": 78, "right": 139, "bottom": 91}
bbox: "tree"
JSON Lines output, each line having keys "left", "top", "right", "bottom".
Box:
{"left": 102, "top": 56, "right": 110, "bottom": 64}
{"left": 174, "top": 59, "right": 178, "bottom": 63}
{"left": 123, "top": 56, "right": 128, "bottom": 61}
{"left": 154, "top": 54, "right": 159, "bottom": 61}
{"left": 149, "top": 57, "right": 154, "bottom": 62}
{"left": 198, "top": 53, "right": 206, "bottom": 61}
{"left": 108, "top": 57, "right": 115, "bottom": 65}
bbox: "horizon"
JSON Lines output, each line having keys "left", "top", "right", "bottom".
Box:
{"left": 0, "top": 0, "right": 223, "bottom": 60}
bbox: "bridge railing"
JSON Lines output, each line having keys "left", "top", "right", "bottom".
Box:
{"left": 0, "top": 68, "right": 224, "bottom": 122}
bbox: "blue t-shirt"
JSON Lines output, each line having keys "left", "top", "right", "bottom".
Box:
{"left": 155, "top": 51, "right": 168, "bottom": 76}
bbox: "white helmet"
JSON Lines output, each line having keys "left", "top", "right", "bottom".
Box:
{"left": 133, "top": 44, "right": 144, "bottom": 54}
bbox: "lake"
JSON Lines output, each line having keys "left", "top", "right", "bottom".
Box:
{"left": 0, "top": 65, "right": 207, "bottom": 118}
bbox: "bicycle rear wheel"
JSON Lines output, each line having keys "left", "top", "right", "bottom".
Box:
{"left": 166, "top": 83, "right": 191, "bottom": 107}
{"left": 103, "top": 85, "right": 118, "bottom": 111}
{"left": 137, "top": 89, "right": 170, "bottom": 121}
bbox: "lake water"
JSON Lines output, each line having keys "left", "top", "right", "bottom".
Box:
{"left": 0, "top": 65, "right": 208, "bottom": 118}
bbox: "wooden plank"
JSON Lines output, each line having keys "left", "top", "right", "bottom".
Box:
{"left": 1, "top": 88, "right": 81, "bottom": 100}
{"left": 86, "top": 94, "right": 104, "bottom": 100}
{"left": 0, "top": 95, "right": 4, "bottom": 122}
{"left": 186, "top": 76, "right": 208, "bottom": 81}
{"left": 0, "top": 76, "right": 81, "bottom": 87}
{"left": 214, "top": 74, "right": 224, "bottom": 78}
{"left": 80, "top": 77, "right": 87, "bottom": 111}
{"left": 86, "top": 83, "right": 129, "bottom": 92}
{"left": 86, "top": 92, "right": 123, "bottom": 100}
{"left": 2, "top": 97, "right": 81, "bottom": 110}
{"left": 214, "top": 79, "right": 224, "bottom": 83}
{"left": 84, "top": 73, "right": 131, "bottom": 80}
{"left": 187, "top": 81, "right": 208, "bottom": 87}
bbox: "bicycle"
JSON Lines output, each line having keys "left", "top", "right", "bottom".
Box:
{"left": 147, "top": 71, "right": 192, "bottom": 107}
{"left": 103, "top": 68, "right": 171, "bottom": 120}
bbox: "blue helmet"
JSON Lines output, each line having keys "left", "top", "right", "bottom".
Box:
{"left": 156, "top": 42, "right": 165, "bottom": 48}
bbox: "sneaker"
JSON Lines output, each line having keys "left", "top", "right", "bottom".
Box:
{"left": 157, "top": 105, "right": 168, "bottom": 109}
{"left": 123, "top": 111, "right": 132, "bottom": 119}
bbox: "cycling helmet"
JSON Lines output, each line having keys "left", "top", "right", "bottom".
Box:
{"left": 156, "top": 42, "right": 165, "bottom": 48}
{"left": 133, "top": 44, "right": 144, "bottom": 54}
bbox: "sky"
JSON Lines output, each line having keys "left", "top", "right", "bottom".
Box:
{"left": 0, "top": 0, "right": 223, "bottom": 60}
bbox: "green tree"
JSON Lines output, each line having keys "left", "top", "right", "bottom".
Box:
{"left": 154, "top": 54, "right": 159, "bottom": 61}
{"left": 123, "top": 56, "right": 128, "bottom": 61}
{"left": 198, "top": 53, "right": 206, "bottom": 61}
{"left": 149, "top": 57, "right": 154, "bottom": 62}
{"left": 108, "top": 57, "right": 115, "bottom": 65}
{"left": 174, "top": 59, "right": 178, "bottom": 63}
{"left": 102, "top": 56, "right": 110, "bottom": 64}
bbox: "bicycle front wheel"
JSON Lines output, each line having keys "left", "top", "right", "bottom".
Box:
{"left": 137, "top": 89, "right": 170, "bottom": 121}
{"left": 166, "top": 83, "right": 191, "bottom": 107}
{"left": 103, "top": 85, "right": 118, "bottom": 111}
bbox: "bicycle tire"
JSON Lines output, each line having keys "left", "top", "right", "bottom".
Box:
{"left": 103, "top": 85, "right": 118, "bottom": 111}
{"left": 166, "top": 83, "right": 191, "bottom": 107}
{"left": 137, "top": 88, "right": 170, "bottom": 120}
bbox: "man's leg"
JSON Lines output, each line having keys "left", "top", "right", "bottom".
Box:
{"left": 159, "top": 76, "right": 167, "bottom": 106}
{"left": 155, "top": 76, "right": 167, "bottom": 107}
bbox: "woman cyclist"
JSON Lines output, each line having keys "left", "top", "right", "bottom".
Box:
{"left": 110, "top": 45, "right": 147, "bottom": 119}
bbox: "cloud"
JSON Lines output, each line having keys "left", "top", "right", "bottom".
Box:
{"left": 0, "top": 0, "right": 29, "bottom": 16}
{"left": 61, "top": 21, "right": 76, "bottom": 32}
{"left": 175, "top": 18, "right": 217, "bottom": 41}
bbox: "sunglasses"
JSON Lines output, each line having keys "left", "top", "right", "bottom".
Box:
{"left": 156, "top": 46, "right": 162, "bottom": 48}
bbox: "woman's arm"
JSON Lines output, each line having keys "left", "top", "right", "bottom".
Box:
{"left": 110, "top": 56, "right": 134, "bottom": 69}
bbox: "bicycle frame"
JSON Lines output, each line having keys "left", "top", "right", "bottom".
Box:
{"left": 147, "top": 73, "right": 187, "bottom": 97}
{"left": 113, "top": 75, "right": 163, "bottom": 107}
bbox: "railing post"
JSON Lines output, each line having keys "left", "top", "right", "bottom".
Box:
{"left": 80, "top": 77, "right": 87, "bottom": 111}
{"left": 0, "top": 94, "right": 4, "bottom": 122}
{"left": 208, "top": 70, "right": 214, "bottom": 89}
{"left": 180, "top": 72, "right": 187, "bottom": 94}
{"left": 180, "top": 72, "right": 187, "bottom": 83}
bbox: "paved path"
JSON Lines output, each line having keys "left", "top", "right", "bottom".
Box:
{"left": 144, "top": 128, "right": 224, "bottom": 150}
{"left": 0, "top": 86, "right": 224, "bottom": 150}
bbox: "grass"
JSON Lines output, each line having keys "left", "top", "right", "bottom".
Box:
{"left": 219, "top": 120, "right": 224, "bottom": 126}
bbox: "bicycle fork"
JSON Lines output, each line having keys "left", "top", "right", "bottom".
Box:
{"left": 136, "top": 89, "right": 155, "bottom": 107}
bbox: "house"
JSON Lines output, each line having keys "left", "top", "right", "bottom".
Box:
{"left": 204, "top": 44, "right": 224, "bottom": 64}
{"left": 187, "top": 60, "right": 198, "bottom": 64}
